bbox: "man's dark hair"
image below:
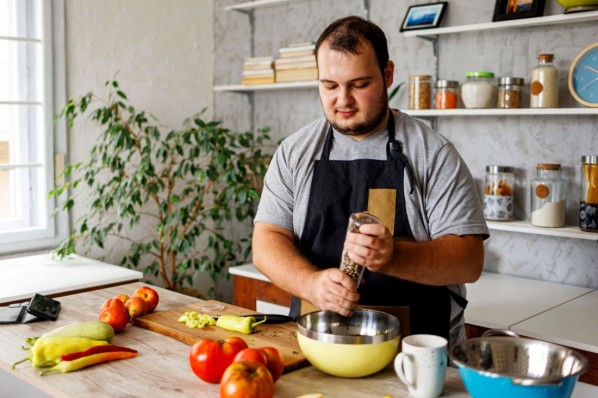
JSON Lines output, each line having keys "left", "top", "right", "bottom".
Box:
{"left": 315, "top": 16, "right": 389, "bottom": 76}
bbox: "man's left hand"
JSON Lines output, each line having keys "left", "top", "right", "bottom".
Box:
{"left": 343, "top": 223, "right": 394, "bottom": 273}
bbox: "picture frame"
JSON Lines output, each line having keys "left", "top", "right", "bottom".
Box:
{"left": 492, "top": 0, "right": 546, "bottom": 22}
{"left": 400, "top": 2, "right": 448, "bottom": 32}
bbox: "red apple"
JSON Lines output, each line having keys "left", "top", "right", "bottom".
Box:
{"left": 113, "top": 293, "right": 130, "bottom": 304}
{"left": 125, "top": 296, "right": 147, "bottom": 319}
{"left": 132, "top": 286, "right": 159, "bottom": 312}
{"left": 99, "top": 299, "right": 129, "bottom": 332}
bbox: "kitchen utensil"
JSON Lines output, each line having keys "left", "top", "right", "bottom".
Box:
{"left": 296, "top": 309, "right": 401, "bottom": 378}
{"left": 449, "top": 330, "right": 588, "bottom": 398}
{"left": 395, "top": 334, "right": 448, "bottom": 398}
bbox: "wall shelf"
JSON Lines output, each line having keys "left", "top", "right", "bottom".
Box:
{"left": 404, "top": 108, "right": 598, "bottom": 117}
{"left": 214, "top": 80, "right": 318, "bottom": 93}
{"left": 487, "top": 220, "right": 598, "bottom": 241}
{"left": 224, "top": 0, "right": 314, "bottom": 12}
{"left": 402, "top": 10, "right": 598, "bottom": 37}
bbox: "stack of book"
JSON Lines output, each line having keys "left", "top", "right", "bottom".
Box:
{"left": 241, "top": 56, "right": 275, "bottom": 85}
{"left": 274, "top": 42, "right": 317, "bottom": 83}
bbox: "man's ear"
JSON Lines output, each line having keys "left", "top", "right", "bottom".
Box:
{"left": 384, "top": 60, "right": 394, "bottom": 89}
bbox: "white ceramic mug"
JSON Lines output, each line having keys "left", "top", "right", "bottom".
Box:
{"left": 394, "top": 334, "right": 448, "bottom": 398}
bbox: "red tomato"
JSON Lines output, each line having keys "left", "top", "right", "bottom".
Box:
{"left": 259, "top": 347, "right": 284, "bottom": 382}
{"left": 220, "top": 360, "right": 274, "bottom": 398}
{"left": 234, "top": 348, "right": 267, "bottom": 366}
{"left": 189, "top": 337, "right": 249, "bottom": 383}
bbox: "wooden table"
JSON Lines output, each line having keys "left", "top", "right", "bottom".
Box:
{"left": 0, "top": 282, "right": 470, "bottom": 397}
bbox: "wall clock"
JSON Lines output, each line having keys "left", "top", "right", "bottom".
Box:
{"left": 568, "top": 42, "right": 598, "bottom": 108}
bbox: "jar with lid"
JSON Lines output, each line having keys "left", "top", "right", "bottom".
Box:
{"left": 497, "top": 77, "right": 524, "bottom": 109}
{"left": 484, "top": 165, "right": 514, "bottom": 221}
{"left": 530, "top": 163, "right": 566, "bottom": 227}
{"left": 408, "top": 75, "right": 432, "bottom": 110}
{"left": 530, "top": 53, "right": 559, "bottom": 108}
{"left": 435, "top": 80, "right": 459, "bottom": 109}
{"left": 461, "top": 72, "right": 497, "bottom": 109}
{"left": 580, "top": 155, "right": 598, "bottom": 232}
{"left": 339, "top": 212, "right": 381, "bottom": 285}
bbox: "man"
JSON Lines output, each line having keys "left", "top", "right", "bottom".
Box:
{"left": 252, "top": 16, "right": 488, "bottom": 346}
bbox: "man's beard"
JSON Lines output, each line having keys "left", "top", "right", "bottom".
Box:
{"left": 328, "top": 88, "right": 389, "bottom": 137}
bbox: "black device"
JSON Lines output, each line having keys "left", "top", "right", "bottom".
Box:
{"left": 26, "top": 293, "right": 61, "bottom": 321}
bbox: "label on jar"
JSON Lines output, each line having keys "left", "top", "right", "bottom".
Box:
{"left": 484, "top": 195, "right": 513, "bottom": 221}
{"left": 535, "top": 184, "right": 550, "bottom": 199}
{"left": 530, "top": 81, "right": 543, "bottom": 95}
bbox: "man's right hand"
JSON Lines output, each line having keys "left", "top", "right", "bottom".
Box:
{"left": 305, "top": 268, "right": 360, "bottom": 317}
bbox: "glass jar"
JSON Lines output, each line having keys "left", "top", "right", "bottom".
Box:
{"left": 408, "top": 75, "right": 432, "bottom": 110}
{"left": 435, "top": 80, "right": 459, "bottom": 109}
{"left": 484, "top": 165, "right": 514, "bottom": 221}
{"left": 530, "top": 53, "right": 559, "bottom": 108}
{"left": 580, "top": 155, "right": 598, "bottom": 232}
{"left": 530, "top": 163, "right": 566, "bottom": 227}
{"left": 339, "top": 212, "right": 381, "bottom": 285}
{"left": 497, "top": 77, "right": 524, "bottom": 109}
{"left": 461, "top": 71, "right": 497, "bottom": 109}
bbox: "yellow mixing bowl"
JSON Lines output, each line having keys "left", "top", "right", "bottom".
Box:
{"left": 296, "top": 309, "right": 401, "bottom": 378}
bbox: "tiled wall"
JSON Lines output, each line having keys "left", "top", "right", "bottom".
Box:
{"left": 214, "top": 0, "right": 598, "bottom": 289}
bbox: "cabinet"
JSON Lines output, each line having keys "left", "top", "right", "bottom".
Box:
{"left": 401, "top": 10, "right": 598, "bottom": 242}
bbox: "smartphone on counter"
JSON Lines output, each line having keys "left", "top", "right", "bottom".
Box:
{"left": 26, "top": 293, "right": 61, "bottom": 321}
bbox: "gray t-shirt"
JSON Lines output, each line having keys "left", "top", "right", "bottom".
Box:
{"left": 255, "top": 110, "right": 489, "bottom": 345}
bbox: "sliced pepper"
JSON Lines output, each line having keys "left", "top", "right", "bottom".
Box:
{"left": 215, "top": 314, "right": 267, "bottom": 334}
{"left": 40, "top": 344, "right": 138, "bottom": 375}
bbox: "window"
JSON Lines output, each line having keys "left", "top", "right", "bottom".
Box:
{"left": 0, "top": 0, "right": 67, "bottom": 254}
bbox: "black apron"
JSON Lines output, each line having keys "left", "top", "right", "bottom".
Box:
{"left": 291, "top": 111, "right": 457, "bottom": 341}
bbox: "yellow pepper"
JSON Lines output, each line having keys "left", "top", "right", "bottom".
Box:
{"left": 13, "top": 336, "right": 109, "bottom": 369}
{"left": 40, "top": 344, "right": 138, "bottom": 375}
{"left": 215, "top": 314, "right": 267, "bottom": 334}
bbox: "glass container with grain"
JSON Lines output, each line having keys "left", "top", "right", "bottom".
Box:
{"left": 339, "top": 212, "right": 381, "bottom": 286}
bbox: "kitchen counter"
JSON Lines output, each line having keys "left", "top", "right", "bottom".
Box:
{"left": 0, "top": 253, "right": 142, "bottom": 305}
{"left": 0, "top": 283, "right": 470, "bottom": 397}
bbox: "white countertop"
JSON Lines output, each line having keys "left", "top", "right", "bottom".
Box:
{"left": 512, "top": 289, "right": 598, "bottom": 353}
{"left": 464, "top": 272, "right": 592, "bottom": 329}
{"left": 0, "top": 253, "right": 142, "bottom": 304}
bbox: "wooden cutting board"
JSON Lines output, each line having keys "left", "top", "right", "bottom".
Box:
{"left": 133, "top": 300, "right": 308, "bottom": 373}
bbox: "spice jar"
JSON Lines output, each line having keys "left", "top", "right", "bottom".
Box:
{"left": 339, "top": 212, "right": 381, "bottom": 285}
{"left": 530, "top": 163, "right": 566, "bottom": 228}
{"left": 580, "top": 155, "right": 598, "bottom": 232}
{"left": 435, "top": 80, "right": 459, "bottom": 109}
{"left": 461, "top": 72, "right": 497, "bottom": 109}
{"left": 484, "top": 165, "right": 514, "bottom": 221}
{"left": 408, "top": 75, "right": 432, "bottom": 110}
{"left": 530, "top": 53, "right": 559, "bottom": 108}
{"left": 498, "top": 77, "right": 524, "bottom": 109}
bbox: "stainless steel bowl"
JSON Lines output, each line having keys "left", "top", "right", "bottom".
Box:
{"left": 296, "top": 309, "right": 401, "bottom": 378}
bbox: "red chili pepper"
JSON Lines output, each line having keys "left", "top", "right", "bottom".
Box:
{"left": 60, "top": 344, "right": 137, "bottom": 361}
{"left": 40, "top": 344, "right": 138, "bottom": 375}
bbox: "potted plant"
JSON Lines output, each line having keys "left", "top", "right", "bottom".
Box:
{"left": 51, "top": 80, "right": 273, "bottom": 298}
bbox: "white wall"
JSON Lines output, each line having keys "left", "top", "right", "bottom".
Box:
{"left": 64, "top": 0, "right": 216, "bottom": 292}
{"left": 214, "top": 0, "right": 598, "bottom": 289}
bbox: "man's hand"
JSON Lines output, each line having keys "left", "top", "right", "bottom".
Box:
{"left": 343, "top": 223, "right": 394, "bottom": 273}
{"left": 305, "top": 268, "right": 360, "bottom": 317}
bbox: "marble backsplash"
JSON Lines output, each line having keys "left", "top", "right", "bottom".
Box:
{"left": 213, "top": 0, "right": 598, "bottom": 289}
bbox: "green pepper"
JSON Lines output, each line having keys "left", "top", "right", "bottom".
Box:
{"left": 215, "top": 315, "right": 267, "bottom": 334}
{"left": 13, "top": 336, "right": 110, "bottom": 369}
{"left": 40, "top": 344, "right": 138, "bottom": 375}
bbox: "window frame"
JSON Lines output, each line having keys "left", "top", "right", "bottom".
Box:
{"left": 0, "top": 0, "right": 68, "bottom": 255}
